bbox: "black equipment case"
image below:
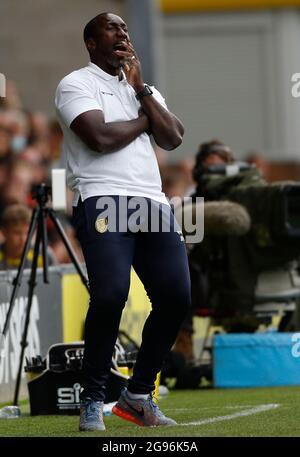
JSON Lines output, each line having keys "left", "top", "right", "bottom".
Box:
{"left": 25, "top": 342, "right": 129, "bottom": 415}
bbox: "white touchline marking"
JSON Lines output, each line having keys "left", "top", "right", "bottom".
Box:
{"left": 166, "top": 405, "right": 259, "bottom": 412}
{"left": 180, "top": 403, "right": 280, "bottom": 426}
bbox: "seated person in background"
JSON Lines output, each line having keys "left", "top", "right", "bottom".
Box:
{"left": 0, "top": 204, "right": 56, "bottom": 269}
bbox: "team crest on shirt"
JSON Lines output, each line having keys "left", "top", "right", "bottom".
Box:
{"left": 95, "top": 217, "right": 108, "bottom": 233}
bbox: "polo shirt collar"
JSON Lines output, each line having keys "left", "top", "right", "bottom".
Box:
{"left": 87, "top": 62, "right": 126, "bottom": 83}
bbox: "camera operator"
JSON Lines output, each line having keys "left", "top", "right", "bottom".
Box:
{"left": 189, "top": 140, "right": 271, "bottom": 334}
{"left": 191, "top": 139, "right": 300, "bottom": 333}
{"left": 173, "top": 142, "right": 234, "bottom": 354}
{"left": 165, "top": 139, "right": 300, "bottom": 390}
{"left": 193, "top": 140, "right": 234, "bottom": 189}
{"left": 162, "top": 140, "right": 258, "bottom": 387}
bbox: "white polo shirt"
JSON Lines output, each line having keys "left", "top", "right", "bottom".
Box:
{"left": 55, "top": 62, "right": 169, "bottom": 206}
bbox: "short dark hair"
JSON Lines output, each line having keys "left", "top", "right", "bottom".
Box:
{"left": 83, "top": 13, "right": 108, "bottom": 43}
{"left": 193, "top": 139, "right": 234, "bottom": 183}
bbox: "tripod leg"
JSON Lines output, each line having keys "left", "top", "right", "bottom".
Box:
{"left": 40, "top": 208, "right": 49, "bottom": 284}
{"left": 1, "top": 208, "right": 40, "bottom": 337}
{"left": 13, "top": 220, "right": 42, "bottom": 406}
{"left": 48, "top": 209, "right": 89, "bottom": 293}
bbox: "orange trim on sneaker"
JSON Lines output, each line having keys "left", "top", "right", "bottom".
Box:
{"left": 112, "top": 405, "right": 145, "bottom": 427}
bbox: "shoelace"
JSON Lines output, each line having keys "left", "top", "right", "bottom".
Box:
{"left": 148, "top": 394, "right": 164, "bottom": 416}
{"left": 85, "top": 402, "right": 100, "bottom": 420}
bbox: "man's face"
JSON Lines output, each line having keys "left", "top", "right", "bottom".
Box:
{"left": 88, "top": 14, "right": 130, "bottom": 68}
{"left": 2, "top": 222, "right": 29, "bottom": 258}
{"left": 203, "top": 153, "right": 227, "bottom": 170}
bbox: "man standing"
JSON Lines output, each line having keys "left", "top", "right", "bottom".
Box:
{"left": 55, "top": 12, "right": 191, "bottom": 431}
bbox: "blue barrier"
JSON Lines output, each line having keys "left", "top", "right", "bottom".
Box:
{"left": 214, "top": 332, "right": 300, "bottom": 388}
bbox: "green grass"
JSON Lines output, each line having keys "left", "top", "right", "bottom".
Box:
{"left": 1, "top": 386, "right": 300, "bottom": 437}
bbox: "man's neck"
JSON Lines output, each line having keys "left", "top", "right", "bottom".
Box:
{"left": 91, "top": 58, "right": 122, "bottom": 79}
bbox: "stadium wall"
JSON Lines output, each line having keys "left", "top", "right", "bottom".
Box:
{"left": 0, "top": 0, "right": 125, "bottom": 115}
{"left": 160, "top": 9, "right": 300, "bottom": 161}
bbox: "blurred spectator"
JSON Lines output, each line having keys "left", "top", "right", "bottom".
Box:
{"left": 48, "top": 215, "right": 84, "bottom": 264}
{"left": 19, "top": 147, "right": 49, "bottom": 184}
{"left": 0, "top": 79, "right": 90, "bottom": 267}
{"left": 49, "top": 119, "right": 63, "bottom": 165}
{"left": 246, "top": 151, "right": 271, "bottom": 181}
{"left": 0, "top": 80, "right": 23, "bottom": 111}
{"left": 177, "top": 157, "right": 196, "bottom": 196}
{"left": 161, "top": 164, "right": 188, "bottom": 198}
{"left": 5, "top": 109, "right": 29, "bottom": 154}
{"left": 0, "top": 157, "right": 10, "bottom": 192}
{"left": 154, "top": 145, "right": 169, "bottom": 171}
{"left": 0, "top": 203, "right": 56, "bottom": 270}
{"left": 28, "top": 111, "right": 50, "bottom": 143}
{"left": 161, "top": 157, "right": 195, "bottom": 199}
{"left": 0, "top": 111, "right": 13, "bottom": 160}
{"left": 0, "top": 158, "right": 35, "bottom": 211}
{"left": 246, "top": 151, "right": 300, "bottom": 183}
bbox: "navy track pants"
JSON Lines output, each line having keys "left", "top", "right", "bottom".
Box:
{"left": 72, "top": 196, "right": 191, "bottom": 401}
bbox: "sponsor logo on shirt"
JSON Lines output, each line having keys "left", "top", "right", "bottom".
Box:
{"left": 100, "top": 90, "right": 114, "bottom": 96}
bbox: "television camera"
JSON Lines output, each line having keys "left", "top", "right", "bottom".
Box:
{"left": 189, "top": 161, "right": 300, "bottom": 332}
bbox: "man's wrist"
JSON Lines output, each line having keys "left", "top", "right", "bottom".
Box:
{"left": 135, "top": 84, "right": 153, "bottom": 101}
{"left": 138, "top": 113, "right": 150, "bottom": 132}
{"left": 134, "top": 83, "right": 145, "bottom": 93}
{"left": 141, "top": 113, "right": 150, "bottom": 130}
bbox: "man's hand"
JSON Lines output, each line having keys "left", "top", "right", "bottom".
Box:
{"left": 114, "top": 40, "right": 184, "bottom": 150}
{"left": 113, "top": 41, "right": 144, "bottom": 92}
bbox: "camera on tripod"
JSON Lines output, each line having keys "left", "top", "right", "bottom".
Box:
{"left": 31, "top": 183, "right": 52, "bottom": 206}
{"left": 1, "top": 172, "right": 88, "bottom": 407}
{"left": 31, "top": 169, "right": 67, "bottom": 211}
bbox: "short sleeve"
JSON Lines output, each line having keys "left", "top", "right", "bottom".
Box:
{"left": 55, "top": 76, "right": 102, "bottom": 127}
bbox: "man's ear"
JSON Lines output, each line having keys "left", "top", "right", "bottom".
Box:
{"left": 86, "top": 38, "right": 96, "bottom": 53}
